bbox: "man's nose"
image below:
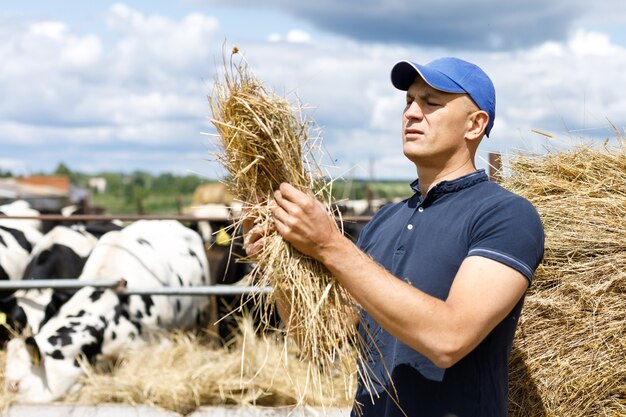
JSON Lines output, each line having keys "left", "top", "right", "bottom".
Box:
{"left": 404, "top": 101, "right": 424, "bottom": 119}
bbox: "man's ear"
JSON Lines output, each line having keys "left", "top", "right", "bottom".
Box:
{"left": 466, "top": 110, "right": 489, "bottom": 141}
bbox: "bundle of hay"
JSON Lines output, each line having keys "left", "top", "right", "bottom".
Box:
{"left": 503, "top": 138, "right": 626, "bottom": 416}
{"left": 207, "top": 49, "right": 365, "bottom": 401}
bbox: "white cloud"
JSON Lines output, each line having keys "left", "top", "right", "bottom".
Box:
{"left": 486, "top": 29, "right": 626, "bottom": 155}
{"left": 86, "top": 92, "right": 203, "bottom": 125}
{"left": 267, "top": 29, "right": 312, "bottom": 43}
{"left": 0, "top": 118, "right": 206, "bottom": 146}
{"left": 370, "top": 93, "right": 402, "bottom": 130}
{"left": 60, "top": 35, "right": 102, "bottom": 68}
{"left": 0, "top": 21, "right": 103, "bottom": 80}
{"left": 286, "top": 29, "right": 311, "bottom": 43}
{"left": 2, "top": 3, "right": 626, "bottom": 180}
{"left": 27, "top": 21, "right": 68, "bottom": 39}
{"left": 568, "top": 29, "right": 618, "bottom": 56}
{"left": 106, "top": 6, "right": 219, "bottom": 76}
{"left": 0, "top": 4, "right": 220, "bottom": 146}
{"left": 526, "top": 41, "right": 565, "bottom": 58}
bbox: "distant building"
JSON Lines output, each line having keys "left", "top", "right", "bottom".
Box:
{"left": 88, "top": 177, "right": 107, "bottom": 194}
{"left": 0, "top": 176, "right": 91, "bottom": 212}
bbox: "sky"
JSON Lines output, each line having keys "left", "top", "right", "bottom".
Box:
{"left": 2, "top": 1, "right": 626, "bottom": 181}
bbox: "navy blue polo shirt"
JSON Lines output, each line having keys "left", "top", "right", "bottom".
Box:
{"left": 352, "top": 170, "right": 544, "bottom": 417}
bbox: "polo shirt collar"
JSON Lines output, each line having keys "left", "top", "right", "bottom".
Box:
{"left": 410, "top": 169, "right": 488, "bottom": 203}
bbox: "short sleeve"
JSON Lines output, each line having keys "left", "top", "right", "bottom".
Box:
{"left": 467, "top": 196, "right": 545, "bottom": 283}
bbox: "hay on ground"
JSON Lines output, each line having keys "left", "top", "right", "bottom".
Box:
{"left": 0, "top": 318, "right": 355, "bottom": 414}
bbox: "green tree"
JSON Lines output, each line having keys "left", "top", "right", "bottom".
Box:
{"left": 53, "top": 162, "right": 72, "bottom": 176}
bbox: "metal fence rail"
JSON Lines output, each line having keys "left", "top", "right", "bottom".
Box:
{"left": 0, "top": 214, "right": 232, "bottom": 222}
{"left": 0, "top": 279, "right": 273, "bottom": 296}
{"left": 0, "top": 214, "right": 373, "bottom": 223}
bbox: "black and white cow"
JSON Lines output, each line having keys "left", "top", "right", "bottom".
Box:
{"left": 0, "top": 200, "right": 44, "bottom": 341}
{"left": 0, "top": 200, "right": 42, "bottom": 233}
{"left": 4, "top": 220, "right": 211, "bottom": 402}
{"left": 0, "top": 226, "right": 41, "bottom": 283}
{"left": 39, "top": 203, "right": 124, "bottom": 237}
{"left": 0, "top": 225, "right": 101, "bottom": 342}
{"left": 0, "top": 202, "right": 121, "bottom": 342}
{"left": 22, "top": 225, "right": 99, "bottom": 282}
{"left": 0, "top": 201, "right": 44, "bottom": 282}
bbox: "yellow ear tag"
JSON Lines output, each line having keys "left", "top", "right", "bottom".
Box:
{"left": 215, "top": 227, "right": 231, "bottom": 246}
{"left": 0, "top": 312, "right": 6, "bottom": 325}
{"left": 26, "top": 343, "right": 41, "bottom": 367}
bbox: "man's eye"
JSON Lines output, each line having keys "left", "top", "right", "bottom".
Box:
{"left": 426, "top": 101, "right": 439, "bottom": 106}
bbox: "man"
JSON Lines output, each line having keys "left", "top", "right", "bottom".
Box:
{"left": 246, "top": 57, "right": 544, "bottom": 417}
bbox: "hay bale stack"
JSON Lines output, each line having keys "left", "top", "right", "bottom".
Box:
{"left": 503, "top": 140, "right": 626, "bottom": 416}
{"left": 208, "top": 50, "right": 363, "bottom": 401}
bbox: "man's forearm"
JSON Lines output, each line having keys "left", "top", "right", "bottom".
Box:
{"left": 316, "top": 233, "right": 463, "bottom": 367}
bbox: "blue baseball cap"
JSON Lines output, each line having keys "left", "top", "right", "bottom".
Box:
{"left": 390, "top": 57, "right": 496, "bottom": 137}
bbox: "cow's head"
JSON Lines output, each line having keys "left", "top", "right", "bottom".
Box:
{"left": 5, "top": 335, "right": 83, "bottom": 402}
{"left": 0, "top": 296, "right": 28, "bottom": 345}
{"left": 3, "top": 286, "right": 148, "bottom": 402}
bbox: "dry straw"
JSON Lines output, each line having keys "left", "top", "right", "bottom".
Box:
{"left": 503, "top": 137, "right": 626, "bottom": 416}
{"left": 207, "top": 48, "right": 371, "bottom": 404}
{"left": 0, "top": 318, "right": 354, "bottom": 413}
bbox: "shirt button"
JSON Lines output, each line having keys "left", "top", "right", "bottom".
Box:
{"left": 407, "top": 224, "right": 413, "bottom": 230}
{"left": 418, "top": 207, "right": 424, "bottom": 212}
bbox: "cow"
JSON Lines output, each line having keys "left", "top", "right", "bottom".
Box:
{"left": 0, "top": 225, "right": 101, "bottom": 343}
{"left": 187, "top": 203, "right": 232, "bottom": 245}
{"left": 0, "top": 200, "right": 42, "bottom": 233}
{"left": 0, "top": 227, "right": 41, "bottom": 283}
{"left": 185, "top": 202, "right": 243, "bottom": 247}
{"left": 187, "top": 182, "right": 238, "bottom": 245}
{"left": 208, "top": 223, "right": 259, "bottom": 341}
{"left": 4, "top": 220, "right": 211, "bottom": 402}
{"left": 22, "top": 225, "right": 99, "bottom": 282}
{"left": 0, "top": 200, "right": 45, "bottom": 341}
{"left": 0, "top": 201, "right": 44, "bottom": 284}
{"left": 43, "top": 203, "right": 125, "bottom": 237}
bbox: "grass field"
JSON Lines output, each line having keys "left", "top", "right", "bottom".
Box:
{"left": 92, "top": 192, "right": 194, "bottom": 215}
{"left": 92, "top": 180, "right": 414, "bottom": 215}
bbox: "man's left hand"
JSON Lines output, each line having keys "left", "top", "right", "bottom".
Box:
{"left": 271, "top": 182, "right": 340, "bottom": 259}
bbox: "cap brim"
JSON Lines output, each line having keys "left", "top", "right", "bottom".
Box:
{"left": 390, "top": 60, "right": 466, "bottom": 94}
